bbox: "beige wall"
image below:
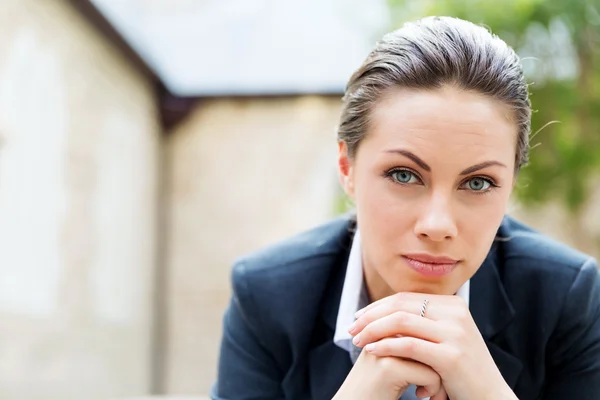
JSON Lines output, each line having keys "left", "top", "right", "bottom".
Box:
{"left": 164, "top": 96, "right": 342, "bottom": 394}
{"left": 0, "top": 1, "right": 160, "bottom": 399}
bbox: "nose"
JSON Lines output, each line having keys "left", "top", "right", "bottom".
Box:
{"left": 414, "top": 192, "right": 458, "bottom": 241}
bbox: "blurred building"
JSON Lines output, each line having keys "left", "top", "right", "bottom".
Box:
{"left": 0, "top": 1, "right": 159, "bottom": 399}
{"left": 0, "top": 0, "right": 388, "bottom": 398}
{"left": 2, "top": 1, "right": 598, "bottom": 399}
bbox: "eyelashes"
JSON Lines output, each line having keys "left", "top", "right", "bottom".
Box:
{"left": 461, "top": 176, "right": 498, "bottom": 193}
{"left": 383, "top": 167, "right": 501, "bottom": 195}
{"left": 386, "top": 168, "right": 422, "bottom": 185}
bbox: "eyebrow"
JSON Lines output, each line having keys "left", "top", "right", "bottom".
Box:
{"left": 384, "top": 149, "right": 507, "bottom": 175}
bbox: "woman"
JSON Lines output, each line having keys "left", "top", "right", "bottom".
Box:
{"left": 211, "top": 16, "right": 600, "bottom": 400}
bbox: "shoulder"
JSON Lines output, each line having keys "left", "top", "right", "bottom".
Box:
{"left": 499, "top": 217, "right": 600, "bottom": 379}
{"left": 498, "top": 215, "right": 595, "bottom": 281}
{"left": 228, "top": 214, "right": 353, "bottom": 328}
{"left": 231, "top": 214, "right": 353, "bottom": 286}
{"left": 498, "top": 215, "right": 600, "bottom": 340}
{"left": 496, "top": 219, "right": 600, "bottom": 400}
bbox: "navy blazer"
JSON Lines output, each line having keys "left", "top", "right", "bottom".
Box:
{"left": 212, "top": 215, "right": 600, "bottom": 400}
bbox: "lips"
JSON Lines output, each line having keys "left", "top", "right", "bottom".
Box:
{"left": 402, "top": 253, "right": 460, "bottom": 277}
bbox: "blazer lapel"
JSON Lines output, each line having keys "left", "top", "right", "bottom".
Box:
{"left": 470, "top": 239, "right": 523, "bottom": 389}
{"left": 308, "top": 230, "right": 354, "bottom": 399}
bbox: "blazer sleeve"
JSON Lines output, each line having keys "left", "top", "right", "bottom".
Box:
{"left": 211, "top": 261, "right": 285, "bottom": 400}
{"left": 543, "top": 257, "right": 600, "bottom": 400}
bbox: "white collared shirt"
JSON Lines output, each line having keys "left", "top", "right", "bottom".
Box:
{"left": 334, "top": 228, "right": 471, "bottom": 353}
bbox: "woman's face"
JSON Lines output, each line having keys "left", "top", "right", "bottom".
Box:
{"left": 339, "top": 85, "right": 517, "bottom": 300}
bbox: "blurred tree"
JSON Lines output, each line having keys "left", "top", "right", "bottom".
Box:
{"left": 383, "top": 0, "right": 600, "bottom": 250}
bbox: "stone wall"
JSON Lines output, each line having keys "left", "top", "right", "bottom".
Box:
{"left": 0, "top": 1, "right": 160, "bottom": 399}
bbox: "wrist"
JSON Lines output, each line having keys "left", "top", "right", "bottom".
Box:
{"left": 489, "top": 383, "right": 518, "bottom": 400}
{"left": 466, "top": 378, "right": 516, "bottom": 400}
{"left": 333, "top": 367, "right": 400, "bottom": 400}
{"left": 333, "top": 380, "right": 399, "bottom": 400}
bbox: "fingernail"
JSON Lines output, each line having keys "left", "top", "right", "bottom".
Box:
{"left": 347, "top": 322, "right": 356, "bottom": 334}
{"left": 355, "top": 309, "right": 365, "bottom": 318}
{"left": 352, "top": 334, "right": 360, "bottom": 346}
{"left": 365, "top": 343, "right": 375, "bottom": 352}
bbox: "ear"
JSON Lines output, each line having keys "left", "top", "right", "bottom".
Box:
{"left": 338, "top": 141, "right": 356, "bottom": 199}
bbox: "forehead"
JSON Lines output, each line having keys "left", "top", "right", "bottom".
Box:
{"left": 365, "top": 86, "right": 517, "bottom": 163}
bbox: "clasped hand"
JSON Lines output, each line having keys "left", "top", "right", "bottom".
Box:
{"left": 343, "top": 292, "right": 516, "bottom": 400}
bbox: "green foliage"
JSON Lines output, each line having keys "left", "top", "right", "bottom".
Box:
{"left": 387, "top": 0, "right": 600, "bottom": 213}
{"left": 333, "top": 186, "right": 354, "bottom": 215}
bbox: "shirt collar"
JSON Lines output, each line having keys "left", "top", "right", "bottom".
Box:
{"left": 334, "top": 229, "right": 365, "bottom": 352}
{"left": 333, "top": 229, "right": 470, "bottom": 353}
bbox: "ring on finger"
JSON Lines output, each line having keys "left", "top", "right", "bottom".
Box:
{"left": 419, "top": 298, "right": 430, "bottom": 318}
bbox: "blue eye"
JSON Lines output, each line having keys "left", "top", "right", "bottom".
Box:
{"left": 390, "top": 170, "right": 420, "bottom": 184}
{"left": 463, "top": 177, "right": 492, "bottom": 192}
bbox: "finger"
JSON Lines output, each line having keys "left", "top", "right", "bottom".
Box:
{"left": 353, "top": 295, "right": 440, "bottom": 337}
{"left": 349, "top": 301, "right": 403, "bottom": 336}
{"left": 356, "top": 292, "right": 469, "bottom": 330}
{"left": 355, "top": 292, "right": 423, "bottom": 318}
{"left": 388, "top": 357, "right": 442, "bottom": 396}
{"left": 416, "top": 384, "right": 447, "bottom": 399}
{"left": 352, "top": 311, "right": 443, "bottom": 347}
{"left": 364, "top": 336, "right": 451, "bottom": 372}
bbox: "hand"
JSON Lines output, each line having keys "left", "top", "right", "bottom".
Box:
{"left": 333, "top": 348, "right": 447, "bottom": 400}
{"left": 349, "top": 293, "right": 518, "bottom": 400}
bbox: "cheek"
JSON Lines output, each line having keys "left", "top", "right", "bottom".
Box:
{"left": 354, "top": 180, "right": 417, "bottom": 264}
{"left": 354, "top": 172, "right": 412, "bottom": 230}
{"left": 458, "top": 195, "right": 509, "bottom": 255}
{"left": 460, "top": 198, "right": 506, "bottom": 226}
